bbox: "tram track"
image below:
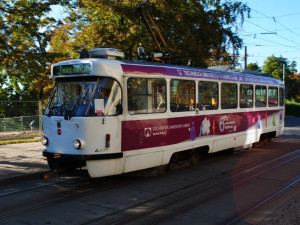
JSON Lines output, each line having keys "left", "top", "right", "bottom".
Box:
{"left": 0, "top": 149, "right": 237, "bottom": 220}
{"left": 0, "top": 175, "right": 139, "bottom": 220}
{"left": 0, "top": 148, "right": 299, "bottom": 224}
{"left": 224, "top": 175, "right": 300, "bottom": 225}
{"left": 81, "top": 149, "right": 300, "bottom": 225}
{"left": 0, "top": 175, "right": 82, "bottom": 197}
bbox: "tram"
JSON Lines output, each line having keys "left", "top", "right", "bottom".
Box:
{"left": 42, "top": 47, "right": 285, "bottom": 177}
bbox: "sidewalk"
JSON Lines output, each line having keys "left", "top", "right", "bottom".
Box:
{"left": 0, "top": 142, "right": 48, "bottom": 184}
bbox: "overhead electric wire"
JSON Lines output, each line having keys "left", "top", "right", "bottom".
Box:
{"left": 250, "top": 9, "right": 300, "bottom": 42}
{"left": 274, "top": 12, "right": 300, "bottom": 18}
{"left": 245, "top": 19, "right": 300, "bottom": 47}
{"left": 238, "top": 7, "right": 300, "bottom": 66}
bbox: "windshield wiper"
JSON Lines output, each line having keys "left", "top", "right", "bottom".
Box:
{"left": 64, "top": 110, "right": 73, "bottom": 120}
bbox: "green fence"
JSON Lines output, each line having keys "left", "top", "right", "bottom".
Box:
{"left": 0, "top": 101, "right": 43, "bottom": 136}
{"left": 0, "top": 115, "right": 42, "bottom": 132}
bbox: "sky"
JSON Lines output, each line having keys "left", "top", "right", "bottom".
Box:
{"left": 50, "top": 1, "right": 300, "bottom": 72}
{"left": 238, "top": 0, "right": 300, "bottom": 72}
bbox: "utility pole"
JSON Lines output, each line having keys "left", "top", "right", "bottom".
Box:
{"left": 244, "top": 46, "right": 247, "bottom": 69}
{"left": 283, "top": 64, "right": 285, "bottom": 84}
{"left": 233, "top": 48, "right": 236, "bottom": 68}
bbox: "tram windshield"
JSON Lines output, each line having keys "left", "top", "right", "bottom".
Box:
{"left": 45, "top": 78, "right": 122, "bottom": 117}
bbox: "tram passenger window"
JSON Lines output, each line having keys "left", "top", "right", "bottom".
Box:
{"left": 279, "top": 87, "right": 285, "bottom": 106}
{"left": 268, "top": 87, "right": 278, "bottom": 107}
{"left": 240, "top": 84, "right": 253, "bottom": 108}
{"left": 221, "top": 83, "right": 237, "bottom": 109}
{"left": 255, "top": 86, "right": 267, "bottom": 107}
{"left": 198, "top": 81, "right": 218, "bottom": 110}
{"left": 170, "top": 80, "right": 195, "bottom": 112}
{"left": 127, "top": 78, "right": 166, "bottom": 114}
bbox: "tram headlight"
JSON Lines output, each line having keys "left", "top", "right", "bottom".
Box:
{"left": 41, "top": 136, "right": 48, "bottom": 146}
{"left": 73, "top": 139, "right": 81, "bottom": 149}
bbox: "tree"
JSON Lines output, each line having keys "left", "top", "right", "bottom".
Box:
{"left": 262, "top": 55, "right": 287, "bottom": 81}
{"left": 50, "top": 0, "right": 250, "bottom": 67}
{"left": 247, "top": 62, "right": 261, "bottom": 72}
{"left": 0, "top": 0, "right": 70, "bottom": 101}
{"left": 262, "top": 55, "right": 299, "bottom": 100}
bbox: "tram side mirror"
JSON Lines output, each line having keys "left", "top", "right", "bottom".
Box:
{"left": 137, "top": 47, "right": 145, "bottom": 59}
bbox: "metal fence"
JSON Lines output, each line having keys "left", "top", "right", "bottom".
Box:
{"left": 0, "top": 115, "right": 42, "bottom": 132}
{"left": 0, "top": 101, "right": 43, "bottom": 139}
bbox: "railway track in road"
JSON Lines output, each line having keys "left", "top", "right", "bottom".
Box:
{"left": 81, "top": 149, "right": 300, "bottom": 225}
{"left": 0, "top": 148, "right": 299, "bottom": 224}
{"left": 0, "top": 175, "right": 138, "bottom": 220}
{"left": 224, "top": 175, "right": 300, "bottom": 225}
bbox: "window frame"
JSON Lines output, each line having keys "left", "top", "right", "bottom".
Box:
{"left": 198, "top": 81, "right": 219, "bottom": 110}
{"left": 221, "top": 83, "right": 238, "bottom": 109}
{"left": 240, "top": 84, "right": 254, "bottom": 108}
{"left": 127, "top": 77, "right": 167, "bottom": 115}
{"left": 279, "top": 87, "right": 285, "bottom": 106}
{"left": 268, "top": 86, "right": 279, "bottom": 107}
{"left": 170, "top": 79, "right": 196, "bottom": 112}
{"left": 255, "top": 85, "right": 267, "bottom": 108}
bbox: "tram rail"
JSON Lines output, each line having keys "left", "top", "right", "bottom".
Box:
{"left": 0, "top": 148, "right": 298, "bottom": 224}
{"left": 80, "top": 149, "right": 299, "bottom": 225}
{"left": 225, "top": 175, "right": 300, "bottom": 225}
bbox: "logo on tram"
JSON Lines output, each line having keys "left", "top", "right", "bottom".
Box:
{"left": 219, "top": 115, "right": 237, "bottom": 133}
{"left": 144, "top": 128, "right": 152, "bottom": 138}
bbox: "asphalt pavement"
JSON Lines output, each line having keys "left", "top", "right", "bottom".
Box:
{"left": 0, "top": 142, "right": 48, "bottom": 184}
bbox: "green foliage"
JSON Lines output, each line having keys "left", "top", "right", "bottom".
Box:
{"left": 0, "top": 0, "right": 70, "bottom": 101}
{"left": 246, "top": 62, "right": 261, "bottom": 72}
{"left": 50, "top": 0, "right": 250, "bottom": 67}
{"left": 0, "top": 0, "right": 250, "bottom": 102}
{"left": 262, "top": 55, "right": 287, "bottom": 80}
{"left": 262, "top": 55, "right": 299, "bottom": 100}
{"left": 285, "top": 99, "right": 300, "bottom": 117}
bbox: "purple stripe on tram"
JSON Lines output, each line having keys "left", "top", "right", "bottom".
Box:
{"left": 121, "top": 64, "right": 284, "bottom": 86}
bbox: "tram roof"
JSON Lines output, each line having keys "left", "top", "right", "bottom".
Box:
{"left": 52, "top": 58, "right": 284, "bottom": 86}
{"left": 121, "top": 61, "right": 284, "bottom": 86}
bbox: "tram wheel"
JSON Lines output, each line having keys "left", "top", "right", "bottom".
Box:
{"left": 167, "top": 151, "right": 192, "bottom": 171}
{"left": 190, "top": 150, "right": 201, "bottom": 165}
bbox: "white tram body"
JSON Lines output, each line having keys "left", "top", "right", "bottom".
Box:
{"left": 42, "top": 48, "right": 285, "bottom": 177}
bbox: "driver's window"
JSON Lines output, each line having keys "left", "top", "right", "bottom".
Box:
{"left": 91, "top": 79, "right": 122, "bottom": 116}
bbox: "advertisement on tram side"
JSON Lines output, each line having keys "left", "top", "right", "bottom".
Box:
{"left": 121, "top": 110, "right": 284, "bottom": 151}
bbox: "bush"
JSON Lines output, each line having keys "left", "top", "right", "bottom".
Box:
{"left": 285, "top": 99, "right": 300, "bottom": 117}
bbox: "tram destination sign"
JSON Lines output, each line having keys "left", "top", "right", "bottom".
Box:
{"left": 53, "top": 63, "right": 91, "bottom": 76}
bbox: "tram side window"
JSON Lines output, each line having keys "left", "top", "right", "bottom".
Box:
{"left": 255, "top": 86, "right": 267, "bottom": 107}
{"left": 240, "top": 84, "right": 253, "bottom": 108}
{"left": 221, "top": 83, "right": 237, "bottom": 109}
{"left": 198, "top": 81, "right": 218, "bottom": 110}
{"left": 170, "top": 80, "right": 195, "bottom": 112}
{"left": 279, "top": 87, "right": 285, "bottom": 106}
{"left": 127, "top": 78, "right": 166, "bottom": 114}
{"left": 268, "top": 87, "right": 278, "bottom": 107}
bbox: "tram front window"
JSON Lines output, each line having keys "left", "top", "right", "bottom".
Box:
{"left": 45, "top": 78, "right": 122, "bottom": 117}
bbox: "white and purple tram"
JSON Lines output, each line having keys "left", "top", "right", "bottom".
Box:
{"left": 42, "top": 48, "right": 285, "bottom": 177}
